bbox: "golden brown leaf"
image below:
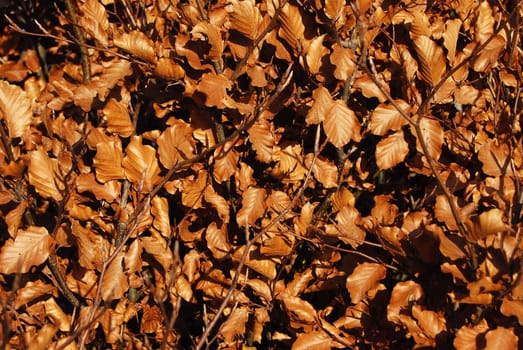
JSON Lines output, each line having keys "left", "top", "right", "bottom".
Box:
{"left": 157, "top": 119, "right": 195, "bottom": 169}
{"left": 93, "top": 140, "right": 125, "bottom": 182}
{"left": 346, "top": 263, "right": 386, "bottom": 304}
{"left": 153, "top": 57, "right": 185, "bottom": 80}
{"left": 196, "top": 72, "right": 233, "bottom": 108}
{"left": 414, "top": 117, "right": 444, "bottom": 164}
{"left": 114, "top": 30, "right": 157, "bottom": 63}
{"left": 102, "top": 98, "right": 134, "bottom": 137}
{"left": 376, "top": 130, "right": 409, "bottom": 170}
{"left": 324, "top": 100, "right": 361, "bottom": 147}
{"left": 306, "top": 86, "right": 333, "bottom": 125}
{"left": 26, "top": 324, "right": 57, "bottom": 350}
{"left": 15, "top": 280, "right": 58, "bottom": 309}
{"left": 79, "top": 0, "right": 109, "bottom": 47}
{"left": 141, "top": 235, "right": 173, "bottom": 272}
{"left": 434, "top": 194, "right": 475, "bottom": 232}
{"left": 413, "top": 35, "right": 446, "bottom": 87}
{"left": 305, "top": 154, "right": 338, "bottom": 188}
{"left": 368, "top": 100, "right": 410, "bottom": 136}
{"left": 151, "top": 196, "right": 170, "bottom": 238}
{"left": 219, "top": 306, "right": 250, "bottom": 346}
{"left": 226, "top": 0, "right": 263, "bottom": 40}
{"left": 191, "top": 22, "right": 224, "bottom": 62}
{"left": 325, "top": 205, "right": 365, "bottom": 247}
{"left": 387, "top": 280, "right": 423, "bottom": 323}
{"left": 213, "top": 138, "right": 240, "bottom": 183}
{"left": 0, "top": 226, "right": 52, "bottom": 274}
{"left": 443, "top": 19, "right": 462, "bottom": 63}
{"left": 485, "top": 327, "right": 518, "bottom": 349}
{"left": 0, "top": 79, "right": 32, "bottom": 142}
{"left": 248, "top": 117, "right": 276, "bottom": 163}
{"left": 477, "top": 140, "right": 511, "bottom": 177}
{"left": 305, "top": 34, "right": 326, "bottom": 75}
{"left": 330, "top": 44, "right": 357, "bottom": 81}
{"left": 453, "top": 319, "right": 489, "bottom": 350}
{"left": 237, "top": 187, "right": 267, "bottom": 227}
{"left": 70, "top": 219, "right": 110, "bottom": 270}
{"left": 122, "top": 136, "right": 161, "bottom": 193}
{"left": 279, "top": 3, "right": 306, "bottom": 52}
{"left": 292, "top": 330, "right": 335, "bottom": 350}
{"left": 101, "top": 252, "right": 128, "bottom": 302}
{"left": 278, "top": 292, "right": 317, "bottom": 325}
{"left": 205, "top": 222, "right": 231, "bottom": 259}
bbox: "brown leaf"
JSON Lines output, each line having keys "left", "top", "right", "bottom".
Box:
{"left": 101, "top": 252, "right": 129, "bottom": 302}
{"left": 279, "top": 3, "right": 306, "bottom": 52}
{"left": 237, "top": 187, "right": 267, "bottom": 227}
{"left": 196, "top": 72, "right": 233, "bottom": 108}
{"left": 213, "top": 138, "right": 240, "bottom": 183}
{"left": 15, "top": 280, "right": 57, "bottom": 309}
{"left": 346, "top": 263, "right": 386, "bottom": 304}
{"left": 305, "top": 154, "right": 338, "bottom": 188}
{"left": 102, "top": 98, "right": 134, "bottom": 137}
{"left": 6, "top": 201, "right": 28, "bottom": 238}
{"left": 375, "top": 130, "right": 409, "bottom": 170}
{"left": 0, "top": 80, "right": 32, "bottom": 140}
{"left": 305, "top": 34, "right": 327, "bottom": 75}
{"left": 292, "top": 330, "right": 335, "bottom": 350}
{"left": 278, "top": 292, "right": 317, "bottom": 325}
{"left": 219, "top": 306, "right": 250, "bottom": 346}
{"left": 114, "top": 30, "right": 157, "bottom": 63}
{"left": 325, "top": 205, "right": 366, "bottom": 248}
{"left": 369, "top": 100, "right": 410, "bottom": 136}
{"left": 0, "top": 226, "right": 52, "bottom": 274}
{"left": 414, "top": 117, "right": 444, "bottom": 165}
{"left": 71, "top": 219, "right": 110, "bottom": 270}
{"left": 453, "top": 319, "right": 489, "bottom": 350}
{"left": 204, "top": 185, "right": 230, "bottom": 223}
{"left": 153, "top": 57, "right": 185, "bottom": 80}
{"left": 151, "top": 196, "right": 170, "bottom": 238}
{"left": 206, "top": 222, "right": 231, "bottom": 259}
{"left": 411, "top": 305, "right": 446, "bottom": 340}
{"left": 122, "top": 136, "right": 161, "bottom": 193}
{"left": 484, "top": 327, "right": 518, "bottom": 349}
{"left": 79, "top": 0, "right": 110, "bottom": 47}
{"left": 226, "top": 0, "right": 263, "bottom": 40}
{"left": 324, "top": 100, "right": 361, "bottom": 147}
{"left": 141, "top": 235, "right": 173, "bottom": 272}
{"left": 306, "top": 86, "right": 333, "bottom": 125}
{"left": 330, "top": 43, "right": 357, "bottom": 81}
{"left": 93, "top": 140, "right": 125, "bottom": 182}
{"left": 413, "top": 35, "right": 446, "bottom": 86}
{"left": 434, "top": 194, "right": 475, "bottom": 232}
{"left": 248, "top": 117, "right": 276, "bottom": 163}
{"left": 191, "top": 22, "right": 224, "bottom": 62}
{"left": 477, "top": 140, "right": 511, "bottom": 177}
{"left": 387, "top": 280, "right": 423, "bottom": 323}
{"left": 157, "top": 119, "right": 195, "bottom": 169}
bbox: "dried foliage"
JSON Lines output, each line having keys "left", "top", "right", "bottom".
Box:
{"left": 1, "top": 0, "right": 523, "bottom": 348}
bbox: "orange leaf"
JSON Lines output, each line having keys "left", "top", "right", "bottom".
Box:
{"left": 191, "top": 22, "right": 224, "bottom": 62}
{"left": 305, "top": 34, "right": 327, "bottom": 75}
{"left": 15, "top": 280, "right": 57, "bottom": 309}
{"left": 387, "top": 280, "right": 423, "bottom": 323}
{"left": 411, "top": 305, "right": 446, "bottom": 340}
{"left": 0, "top": 226, "right": 52, "bottom": 274}
{"left": 305, "top": 154, "right": 338, "bottom": 188}
{"left": 368, "top": 100, "right": 410, "bottom": 136}
{"left": 279, "top": 3, "right": 306, "bottom": 52}
{"left": 485, "top": 327, "right": 518, "bottom": 349}
{"left": 453, "top": 320, "right": 489, "bottom": 350}
{"left": 205, "top": 222, "right": 231, "bottom": 259}
{"left": 330, "top": 44, "right": 357, "bottom": 81}
{"left": 324, "top": 100, "right": 361, "bottom": 147}
{"left": 79, "top": 0, "right": 109, "bottom": 47}
{"left": 93, "top": 140, "right": 125, "bottom": 182}
{"left": 325, "top": 205, "right": 365, "bottom": 247}
{"left": 153, "top": 58, "right": 185, "bottom": 80}
{"left": 375, "top": 130, "right": 409, "bottom": 170}
{"left": 70, "top": 219, "right": 110, "bottom": 270}
{"left": 226, "top": 0, "right": 263, "bottom": 40}
{"left": 0, "top": 80, "right": 32, "bottom": 140}
{"left": 248, "top": 117, "right": 276, "bottom": 163}
{"left": 237, "top": 187, "right": 267, "bottom": 227}
{"left": 114, "top": 30, "right": 157, "bottom": 63}
{"left": 157, "top": 119, "right": 195, "bottom": 169}
{"left": 477, "top": 140, "right": 511, "bottom": 177}
{"left": 151, "top": 196, "right": 170, "bottom": 238}
{"left": 196, "top": 72, "right": 233, "bottom": 108}
{"left": 213, "top": 138, "right": 240, "bottom": 183}
{"left": 122, "top": 136, "right": 161, "bottom": 193}
{"left": 413, "top": 35, "right": 446, "bottom": 87}
{"left": 101, "top": 252, "right": 129, "bottom": 302}
{"left": 346, "top": 263, "right": 386, "bottom": 304}
{"left": 292, "top": 330, "right": 335, "bottom": 350}
{"left": 28, "top": 147, "right": 63, "bottom": 200}
{"left": 219, "top": 306, "right": 250, "bottom": 346}
{"left": 278, "top": 292, "right": 317, "bottom": 325}
{"left": 434, "top": 194, "right": 475, "bottom": 232}
{"left": 102, "top": 98, "right": 134, "bottom": 137}
{"left": 306, "top": 86, "right": 333, "bottom": 125}
{"left": 414, "top": 117, "right": 444, "bottom": 164}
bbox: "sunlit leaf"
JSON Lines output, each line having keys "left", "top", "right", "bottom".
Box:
{"left": 306, "top": 86, "right": 333, "bottom": 125}
{"left": 278, "top": 292, "right": 317, "bottom": 325}
{"left": 0, "top": 80, "right": 32, "bottom": 141}
{"left": 219, "top": 306, "right": 250, "bottom": 346}
{"left": 477, "top": 139, "right": 511, "bottom": 177}
{"left": 15, "top": 280, "right": 57, "bottom": 309}
{"left": 79, "top": 0, "right": 109, "bottom": 47}
{"left": 191, "top": 22, "right": 224, "bottom": 62}
{"left": 226, "top": 0, "right": 263, "bottom": 40}
{"left": 153, "top": 57, "right": 185, "bottom": 80}
{"left": 292, "top": 330, "right": 335, "bottom": 350}
{"left": 196, "top": 72, "right": 233, "bottom": 108}
{"left": 325, "top": 205, "right": 365, "bottom": 247}
{"left": 346, "top": 263, "right": 386, "bottom": 304}
{"left": 101, "top": 252, "right": 128, "bottom": 302}
{"left": 387, "top": 281, "right": 423, "bottom": 323}
{"left": 157, "top": 119, "right": 195, "bottom": 169}
{"left": 376, "top": 130, "right": 409, "bottom": 170}
{"left": 93, "top": 140, "right": 125, "bottom": 182}
{"left": 114, "top": 30, "right": 157, "bottom": 63}
{"left": 237, "top": 187, "right": 267, "bottom": 227}
{"left": 413, "top": 35, "right": 446, "bottom": 86}
{"left": 248, "top": 117, "right": 276, "bottom": 163}
{"left": 414, "top": 117, "right": 444, "bottom": 164}
{"left": 324, "top": 100, "right": 361, "bottom": 147}
{"left": 102, "top": 98, "right": 134, "bottom": 137}
{"left": 206, "top": 222, "right": 231, "bottom": 259}
{"left": 453, "top": 319, "right": 489, "bottom": 350}
{"left": 330, "top": 44, "right": 357, "bottom": 81}
{"left": 279, "top": 3, "right": 306, "bottom": 52}
{"left": 368, "top": 100, "right": 410, "bottom": 136}
{"left": 122, "top": 136, "right": 161, "bottom": 192}
{"left": 485, "top": 327, "right": 518, "bottom": 349}
{"left": 0, "top": 226, "right": 52, "bottom": 274}
{"left": 305, "top": 34, "right": 326, "bottom": 75}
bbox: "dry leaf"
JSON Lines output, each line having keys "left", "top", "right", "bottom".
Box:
{"left": 0, "top": 226, "right": 52, "bottom": 274}
{"left": 346, "top": 263, "right": 386, "bottom": 304}
{"left": 324, "top": 100, "right": 361, "bottom": 147}
{"left": 375, "top": 130, "right": 409, "bottom": 170}
{"left": 0, "top": 80, "right": 32, "bottom": 140}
